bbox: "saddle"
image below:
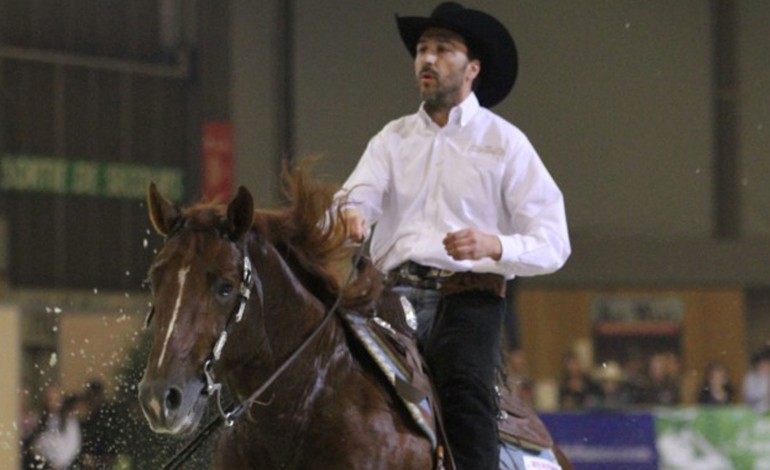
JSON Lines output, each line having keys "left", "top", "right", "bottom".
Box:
{"left": 339, "top": 307, "right": 553, "bottom": 460}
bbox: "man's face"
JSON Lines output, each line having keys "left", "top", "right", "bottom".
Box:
{"left": 414, "top": 28, "right": 480, "bottom": 108}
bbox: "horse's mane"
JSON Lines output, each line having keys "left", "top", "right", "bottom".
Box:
{"left": 179, "top": 157, "right": 410, "bottom": 347}
{"left": 180, "top": 158, "right": 394, "bottom": 320}
{"left": 250, "top": 159, "right": 384, "bottom": 312}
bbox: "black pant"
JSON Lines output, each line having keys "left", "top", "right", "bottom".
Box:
{"left": 424, "top": 292, "right": 504, "bottom": 470}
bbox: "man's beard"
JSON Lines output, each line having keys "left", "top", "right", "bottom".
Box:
{"left": 418, "top": 66, "right": 466, "bottom": 112}
{"left": 421, "top": 82, "right": 464, "bottom": 114}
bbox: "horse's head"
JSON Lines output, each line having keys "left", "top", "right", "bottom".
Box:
{"left": 138, "top": 182, "right": 257, "bottom": 435}
{"left": 138, "top": 161, "right": 390, "bottom": 439}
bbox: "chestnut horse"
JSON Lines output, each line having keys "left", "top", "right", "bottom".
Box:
{"left": 138, "top": 165, "right": 571, "bottom": 469}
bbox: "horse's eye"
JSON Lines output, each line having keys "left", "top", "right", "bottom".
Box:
{"left": 216, "top": 282, "right": 234, "bottom": 299}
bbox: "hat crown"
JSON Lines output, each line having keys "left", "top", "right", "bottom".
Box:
{"left": 432, "top": 2, "right": 465, "bottom": 18}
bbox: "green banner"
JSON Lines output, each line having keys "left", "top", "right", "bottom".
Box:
{"left": 656, "top": 406, "right": 770, "bottom": 469}
{"left": 0, "top": 154, "right": 184, "bottom": 201}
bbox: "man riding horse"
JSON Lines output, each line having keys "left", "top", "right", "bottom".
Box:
{"left": 340, "top": 3, "right": 571, "bottom": 468}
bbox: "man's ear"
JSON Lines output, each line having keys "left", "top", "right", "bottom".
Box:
{"left": 467, "top": 59, "right": 481, "bottom": 81}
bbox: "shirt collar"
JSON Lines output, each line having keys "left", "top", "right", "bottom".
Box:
{"left": 418, "top": 92, "right": 481, "bottom": 128}
{"left": 455, "top": 92, "right": 480, "bottom": 127}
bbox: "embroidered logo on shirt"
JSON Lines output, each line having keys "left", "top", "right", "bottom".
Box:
{"left": 469, "top": 145, "right": 505, "bottom": 159}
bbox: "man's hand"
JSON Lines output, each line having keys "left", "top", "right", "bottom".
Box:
{"left": 443, "top": 228, "right": 502, "bottom": 261}
{"left": 342, "top": 208, "right": 369, "bottom": 243}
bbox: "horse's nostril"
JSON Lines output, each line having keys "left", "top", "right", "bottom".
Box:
{"left": 165, "top": 387, "right": 183, "bottom": 411}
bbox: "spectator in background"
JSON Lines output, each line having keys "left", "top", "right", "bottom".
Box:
{"left": 26, "top": 384, "right": 82, "bottom": 470}
{"left": 743, "top": 347, "right": 770, "bottom": 413}
{"left": 636, "top": 352, "right": 681, "bottom": 406}
{"left": 622, "top": 354, "right": 648, "bottom": 404}
{"left": 589, "top": 361, "right": 630, "bottom": 410}
{"left": 506, "top": 348, "right": 534, "bottom": 405}
{"left": 697, "top": 361, "right": 734, "bottom": 405}
{"left": 558, "top": 351, "right": 600, "bottom": 410}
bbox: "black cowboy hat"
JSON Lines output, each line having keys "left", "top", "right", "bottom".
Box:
{"left": 396, "top": 1, "right": 517, "bottom": 108}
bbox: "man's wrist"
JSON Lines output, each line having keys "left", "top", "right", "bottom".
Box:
{"left": 488, "top": 234, "right": 503, "bottom": 261}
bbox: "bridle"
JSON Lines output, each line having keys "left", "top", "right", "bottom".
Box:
{"left": 202, "top": 250, "right": 262, "bottom": 424}
{"left": 155, "top": 236, "right": 365, "bottom": 470}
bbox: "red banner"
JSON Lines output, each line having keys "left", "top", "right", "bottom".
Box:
{"left": 201, "top": 122, "right": 234, "bottom": 203}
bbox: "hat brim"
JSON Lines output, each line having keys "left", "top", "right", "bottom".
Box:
{"left": 395, "top": 9, "right": 517, "bottom": 107}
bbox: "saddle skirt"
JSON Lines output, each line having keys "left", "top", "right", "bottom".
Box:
{"left": 339, "top": 310, "right": 554, "bottom": 454}
{"left": 341, "top": 311, "right": 438, "bottom": 448}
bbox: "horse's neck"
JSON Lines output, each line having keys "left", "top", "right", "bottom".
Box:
{"left": 228, "top": 243, "right": 351, "bottom": 405}
{"left": 263, "top": 245, "right": 337, "bottom": 354}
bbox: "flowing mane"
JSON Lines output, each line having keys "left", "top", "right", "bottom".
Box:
{"left": 184, "top": 159, "right": 384, "bottom": 312}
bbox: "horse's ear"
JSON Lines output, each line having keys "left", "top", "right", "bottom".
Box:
{"left": 227, "top": 186, "right": 255, "bottom": 240}
{"left": 147, "top": 182, "right": 181, "bottom": 236}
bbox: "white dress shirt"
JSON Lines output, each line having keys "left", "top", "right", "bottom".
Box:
{"left": 341, "top": 93, "right": 570, "bottom": 278}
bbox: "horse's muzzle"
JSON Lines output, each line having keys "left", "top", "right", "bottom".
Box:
{"left": 138, "top": 375, "right": 208, "bottom": 435}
